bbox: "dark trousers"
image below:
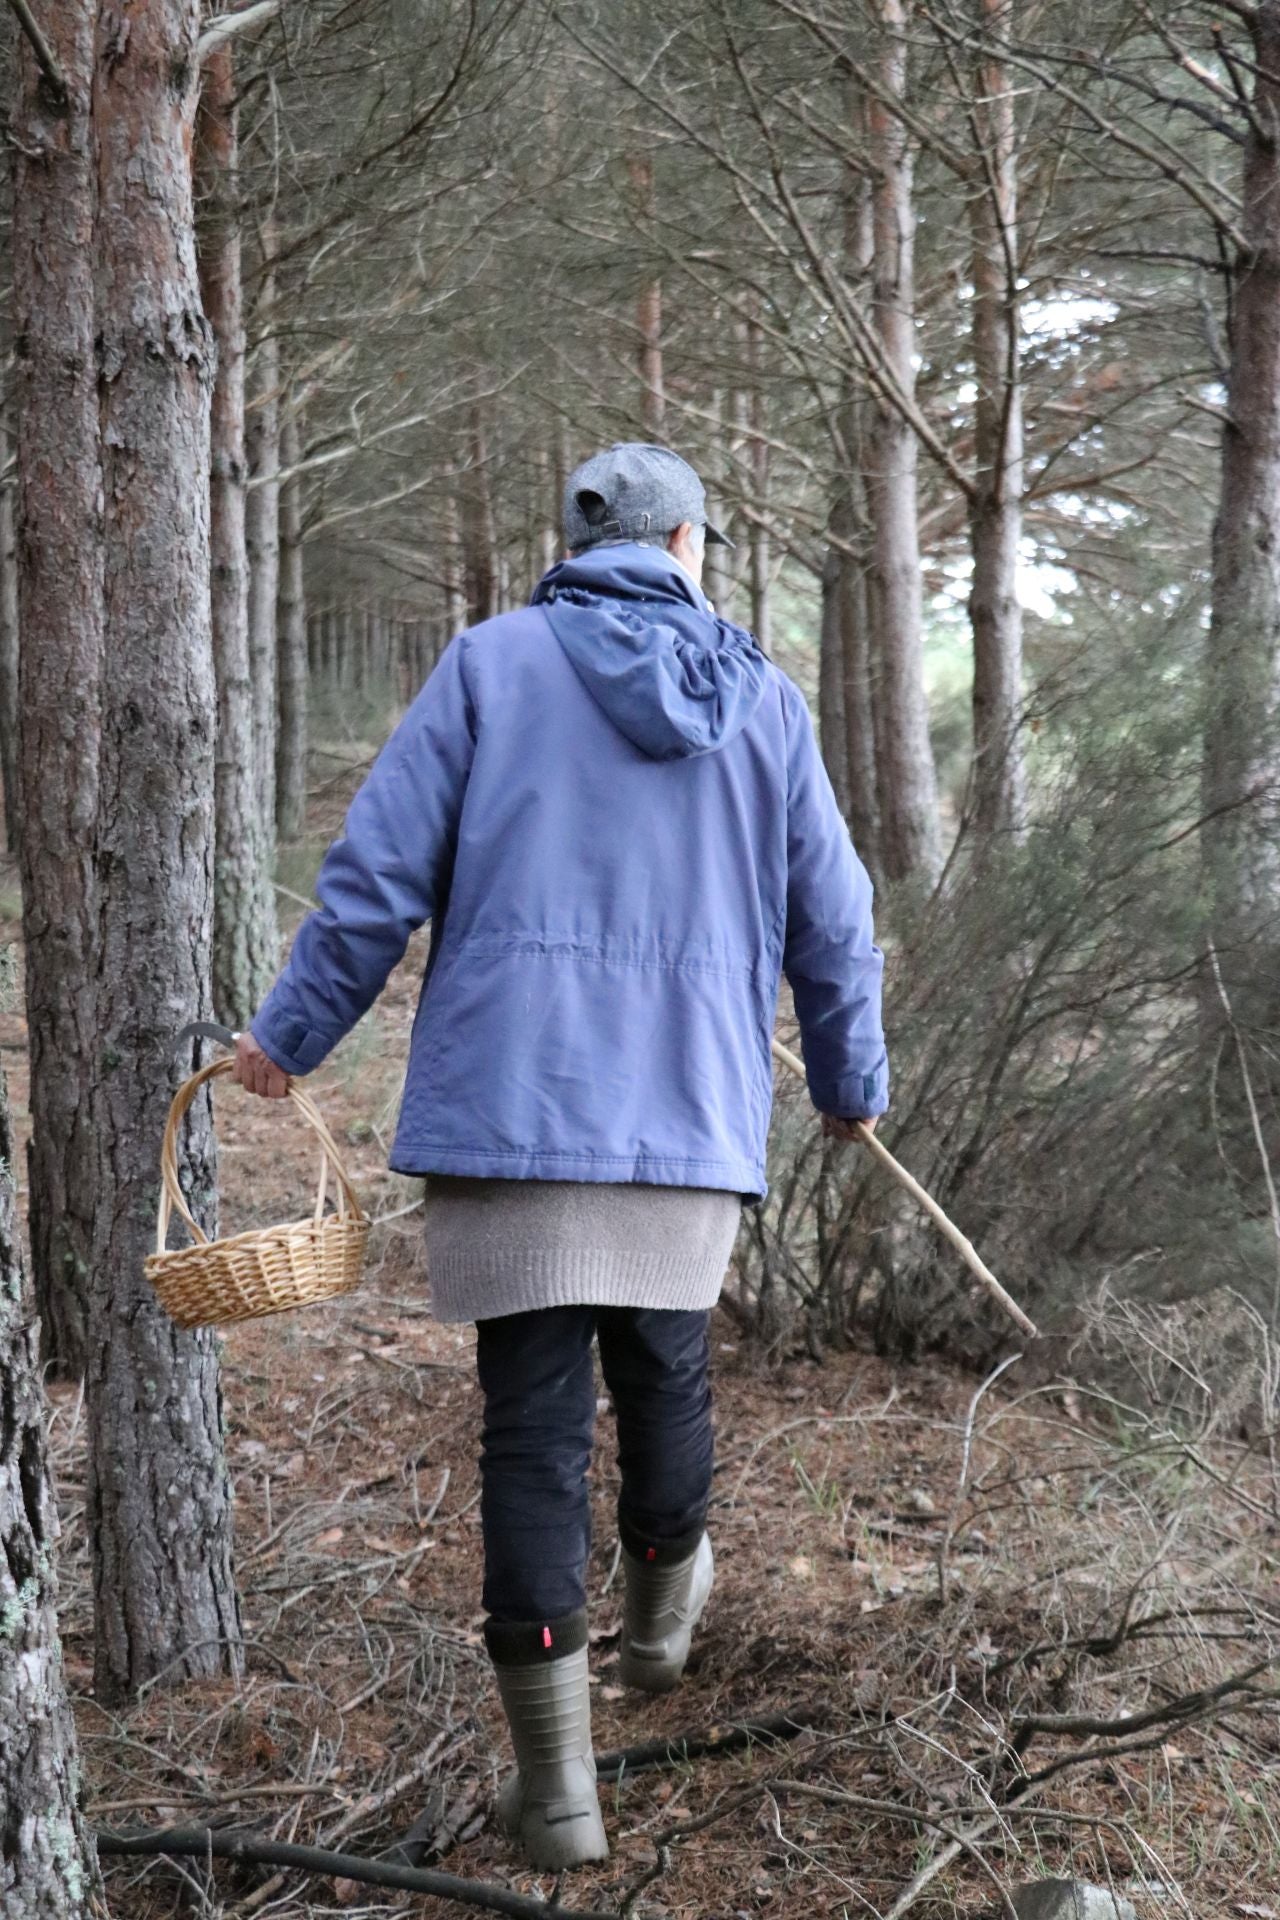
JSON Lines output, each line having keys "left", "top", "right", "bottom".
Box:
{"left": 476, "top": 1304, "right": 713, "bottom": 1624}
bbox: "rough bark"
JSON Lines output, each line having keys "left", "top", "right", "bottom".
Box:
{"left": 246, "top": 228, "right": 281, "bottom": 840}
{"left": 197, "top": 44, "right": 279, "bottom": 1027}
{"left": 968, "top": 0, "right": 1027, "bottom": 840}
{"left": 1202, "top": 0, "right": 1280, "bottom": 1023}
{"left": 89, "top": 0, "right": 242, "bottom": 1706}
{"left": 0, "top": 1059, "right": 99, "bottom": 1920}
{"left": 0, "top": 427, "right": 19, "bottom": 859}
{"left": 11, "top": 2, "right": 103, "bottom": 1380}
{"left": 275, "top": 405, "right": 308, "bottom": 840}
{"left": 867, "top": 0, "right": 942, "bottom": 884}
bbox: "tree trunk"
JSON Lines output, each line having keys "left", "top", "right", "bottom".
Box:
{"left": 0, "top": 1059, "right": 99, "bottom": 1920}
{"left": 340, "top": 606, "right": 356, "bottom": 688}
{"left": 820, "top": 541, "right": 850, "bottom": 812}
{"left": 462, "top": 409, "right": 497, "bottom": 623}
{"left": 276, "top": 405, "right": 308, "bottom": 839}
{"left": 745, "top": 312, "right": 771, "bottom": 651}
{"left": 968, "top": 0, "right": 1027, "bottom": 841}
{"left": 719, "top": 387, "right": 745, "bottom": 621}
{"left": 868, "top": 0, "right": 942, "bottom": 884}
{"left": 12, "top": 2, "right": 103, "bottom": 1381}
{"left": 1202, "top": 0, "right": 1280, "bottom": 1033}
{"left": 628, "top": 156, "right": 665, "bottom": 434}
{"left": 246, "top": 228, "right": 281, "bottom": 842}
{"left": 838, "top": 497, "right": 881, "bottom": 874}
{"left": 197, "top": 45, "right": 279, "bottom": 1027}
{"left": 535, "top": 446, "right": 558, "bottom": 577}
{"left": 836, "top": 146, "right": 882, "bottom": 874}
{"left": 89, "top": 0, "right": 242, "bottom": 1707}
{"left": 703, "top": 387, "right": 732, "bottom": 610}
{"left": 0, "top": 428, "right": 19, "bottom": 860}
{"left": 443, "top": 489, "right": 467, "bottom": 635}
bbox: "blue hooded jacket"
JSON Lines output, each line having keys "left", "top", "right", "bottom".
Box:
{"left": 251, "top": 544, "right": 888, "bottom": 1198}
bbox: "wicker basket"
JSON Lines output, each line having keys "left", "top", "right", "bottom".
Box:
{"left": 146, "top": 1057, "right": 369, "bottom": 1329}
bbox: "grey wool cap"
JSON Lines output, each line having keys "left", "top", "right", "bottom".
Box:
{"left": 564, "top": 442, "right": 733, "bottom": 552}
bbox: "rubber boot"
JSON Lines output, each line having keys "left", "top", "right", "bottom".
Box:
{"left": 488, "top": 1619, "right": 608, "bottom": 1870}
{"left": 619, "top": 1532, "right": 714, "bottom": 1694}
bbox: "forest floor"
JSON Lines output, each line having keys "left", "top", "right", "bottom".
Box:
{"left": 2, "top": 729, "right": 1278, "bottom": 1920}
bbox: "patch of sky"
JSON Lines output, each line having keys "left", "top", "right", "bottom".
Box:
{"left": 1023, "top": 292, "right": 1119, "bottom": 339}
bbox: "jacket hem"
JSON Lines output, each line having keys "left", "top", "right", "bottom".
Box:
{"left": 392, "top": 1142, "right": 764, "bottom": 1197}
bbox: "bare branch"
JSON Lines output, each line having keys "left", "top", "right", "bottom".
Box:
{"left": 95, "top": 1827, "right": 614, "bottom": 1920}
{"left": 6, "top": 0, "right": 66, "bottom": 98}
{"left": 197, "top": 0, "right": 281, "bottom": 63}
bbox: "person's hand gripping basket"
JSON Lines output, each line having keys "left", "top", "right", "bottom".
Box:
{"left": 146, "top": 1022, "right": 369, "bottom": 1329}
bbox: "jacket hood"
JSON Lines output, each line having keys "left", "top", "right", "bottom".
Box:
{"left": 531, "top": 543, "right": 767, "bottom": 761}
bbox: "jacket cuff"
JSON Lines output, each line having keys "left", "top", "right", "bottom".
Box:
{"left": 811, "top": 1053, "right": 889, "bottom": 1120}
{"left": 250, "top": 992, "right": 335, "bottom": 1077}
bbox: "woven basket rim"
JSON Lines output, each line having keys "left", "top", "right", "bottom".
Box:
{"left": 146, "top": 1209, "right": 368, "bottom": 1272}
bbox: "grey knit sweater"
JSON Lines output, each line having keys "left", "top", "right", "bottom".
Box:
{"left": 423, "top": 1176, "right": 742, "bottom": 1323}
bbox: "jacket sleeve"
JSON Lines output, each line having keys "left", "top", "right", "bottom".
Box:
{"left": 250, "top": 636, "right": 477, "bottom": 1075}
{"left": 781, "top": 686, "right": 889, "bottom": 1118}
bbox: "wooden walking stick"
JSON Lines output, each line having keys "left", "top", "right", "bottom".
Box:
{"left": 771, "top": 1038, "right": 1038, "bottom": 1340}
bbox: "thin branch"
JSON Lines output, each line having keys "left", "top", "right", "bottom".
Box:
{"left": 95, "top": 1828, "right": 614, "bottom": 1920}
{"left": 6, "top": 0, "right": 66, "bottom": 97}
{"left": 1012, "top": 1655, "right": 1275, "bottom": 1745}
{"left": 922, "top": 4, "right": 1249, "bottom": 250}
{"left": 197, "top": 0, "right": 282, "bottom": 62}
{"left": 98, "top": 1827, "right": 610, "bottom": 1920}
{"left": 595, "top": 1704, "right": 830, "bottom": 1779}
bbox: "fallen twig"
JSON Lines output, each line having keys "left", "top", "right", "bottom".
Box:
{"left": 763, "top": 1780, "right": 1018, "bottom": 1920}
{"left": 595, "top": 1703, "right": 829, "bottom": 1779}
{"left": 1010, "top": 1654, "right": 1276, "bottom": 1752}
{"left": 95, "top": 1827, "right": 614, "bottom": 1920}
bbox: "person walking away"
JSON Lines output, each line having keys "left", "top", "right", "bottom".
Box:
{"left": 234, "top": 444, "right": 888, "bottom": 1869}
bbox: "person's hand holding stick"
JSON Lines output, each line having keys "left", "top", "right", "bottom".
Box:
{"left": 772, "top": 1038, "right": 1038, "bottom": 1340}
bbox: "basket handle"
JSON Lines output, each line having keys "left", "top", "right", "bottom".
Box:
{"left": 155, "top": 1057, "right": 367, "bottom": 1257}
